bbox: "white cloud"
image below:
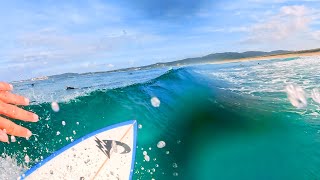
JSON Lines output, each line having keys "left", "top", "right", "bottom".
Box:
{"left": 244, "top": 5, "right": 312, "bottom": 43}
{"left": 107, "top": 63, "right": 115, "bottom": 68}
{"left": 312, "top": 30, "right": 320, "bottom": 40}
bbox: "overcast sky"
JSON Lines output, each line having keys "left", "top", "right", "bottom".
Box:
{"left": 1, "top": 0, "right": 320, "bottom": 81}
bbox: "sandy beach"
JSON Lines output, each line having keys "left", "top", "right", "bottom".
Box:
{"left": 213, "top": 50, "right": 320, "bottom": 64}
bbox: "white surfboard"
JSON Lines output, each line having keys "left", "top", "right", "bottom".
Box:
{"left": 21, "top": 120, "right": 137, "bottom": 180}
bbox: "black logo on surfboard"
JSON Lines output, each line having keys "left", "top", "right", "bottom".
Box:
{"left": 95, "top": 137, "right": 131, "bottom": 158}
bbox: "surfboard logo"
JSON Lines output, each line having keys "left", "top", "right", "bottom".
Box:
{"left": 95, "top": 137, "right": 131, "bottom": 158}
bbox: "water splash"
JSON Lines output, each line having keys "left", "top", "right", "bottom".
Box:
{"left": 0, "top": 154, "right": 26, "bottom": 180}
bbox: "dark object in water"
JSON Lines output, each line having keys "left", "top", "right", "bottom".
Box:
{"left": 31, "top": 84, "right": 35, "bottom": 87}
{"left": 66, "top": 86, "right": 77, "bottom": 90}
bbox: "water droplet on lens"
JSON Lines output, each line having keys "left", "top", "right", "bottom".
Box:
{"left": 144, "top": 155, "right": 150, "bottom": 162}
{"left": 51, "top": 102, "right": 60, "bottom": 112}
{"left": 157, "top": 141, "right": 166, "bottom": 148}
{"left": 24, "top": 154, "right": 30, "bottom": 164}
{"left": 10, "top": 135, "right": 16, "bottom": 143}
{"left": 285, "top": 84, "right": 307, "bottom": 108}
{"left": 143, "top": 151, "right": 147, "bottom": 156}
{"left": 151, "top": 97, "right": 160, "bottom": 107}
{"left": 311, "top": 88, "right": 320, "bottom": 104}
{"left": 172, "top": 163, "right": 178, "bottom": 168}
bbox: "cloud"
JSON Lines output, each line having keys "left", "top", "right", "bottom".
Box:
{"left": 244, "top": 5, "right": 312, "bottom": 43}
{"left": 312, "top": 30, "right": 320, "bottom": 40}
{"left": 107, "top": 63, "right": 115, "bottom": 68}
{"left": 9, "top": 28, "right": 137, "bottom": 64}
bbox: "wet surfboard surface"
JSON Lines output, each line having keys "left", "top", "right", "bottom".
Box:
{"left": 21, "top": 120, "right": 137, "bottom": 180}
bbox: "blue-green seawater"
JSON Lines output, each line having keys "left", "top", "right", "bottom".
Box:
{"left": 2, "top": 56, "right": 320, "bottom": 179}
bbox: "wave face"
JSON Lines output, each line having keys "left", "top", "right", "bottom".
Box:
{"left": 2, "top": 56, "right": 320, "bottom": 179}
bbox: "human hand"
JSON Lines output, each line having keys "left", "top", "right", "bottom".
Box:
{"left": 0, "top": 82, "right": 38, "bottom": 143}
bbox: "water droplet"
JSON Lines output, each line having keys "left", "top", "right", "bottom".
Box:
{"left": 51, "top": 102, "right": 60, "bottom": 112}
{"left": 149, "top": 147, "right": 152, "bottom": 150}
{"left": 153, "top": 158, "right": 157, "bottom": 161}
{"left": 144, "top": 155, "right": 150, "bottom": 162}
{"left": 157, "top": 141, "right": 166, "bottom": 148}
{"left": 177, "top": 140, "right": 181, "bottom": 144}
{"left": 166, "top": 151, "right": 170, "bottom": 154}
{"left": 76, "top": 122, "right": 79, "bottom": 125}
{"left": 155, "top": 164, "right": 159, "bottom": 167}
{"left": 141, "top": 167, "right": 144, "bottom": 170}
{"left": 285, "top": 84, "right": 307, "bottom": 108}
{"left": 311, "top": 88, "right": 320, "bottom": 104}
{"left": 151, "top": 97, "right": 160, "bottom": 107}
{"left": 172, "top": 163, "right": 178, "bottom": 168}
{"left": 10, "top": 135, "right": 16, "bottom": 143}
{"left": 62, "top": 121, "right": 66, "bottom": 126}
{"left": 173, "top": 172, "right": 178, "bottom": 176}
{"left": 143, "top": 151, "right": 147, "bottom": 156}
{"left": 56, "top": 131, "right": 60, "bottom": 136}
{"left": 152, "top": 168, "right": 156, "bottom": 172}
{"left": 24, "top": 154, "right": 30, "bottom": 164}
{"left": 138, "top": 124, "right": 142, "bottom": 129}
{"left": 73, "top": 130, "right": 76, "bottom": 135}
{"left": 66, "top": 137, "right": 69, "bottom": 141}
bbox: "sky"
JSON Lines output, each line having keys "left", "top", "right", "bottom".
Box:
{"left": 0, "top": 0, "right": 319, "bottom": 81}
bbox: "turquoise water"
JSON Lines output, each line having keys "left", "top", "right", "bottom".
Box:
{"left": 2, "top": 56, "right": 320, "bottom": 179}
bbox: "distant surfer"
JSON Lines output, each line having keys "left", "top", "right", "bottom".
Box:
{"left": 66, "top": 86, "right": 77, "bottom": 90}
{"left": 0, "top": 82, "right": 38, "bottom": 142}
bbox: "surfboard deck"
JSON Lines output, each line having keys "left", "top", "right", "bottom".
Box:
{"left": 20, "top": 120, "right": 137, "bottom": 180}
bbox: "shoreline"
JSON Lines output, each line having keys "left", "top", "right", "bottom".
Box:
{"left": 210, "top": 51, "right": 320, "bottom": 65}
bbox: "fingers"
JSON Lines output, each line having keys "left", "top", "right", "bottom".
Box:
{"left": 0, "top": 116, "right": 32, "bottom": 138}
{"left": 0, "top": 129, "right": 8, "bottom": 143}
{"left": 0, "top": 101, "right": 38, "bottom": 122}
{"left": 0, "top": 91, "right": 29, "bottom": 105}
{"left": 0, "top": 82, "right": 13, "bottom": 91}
